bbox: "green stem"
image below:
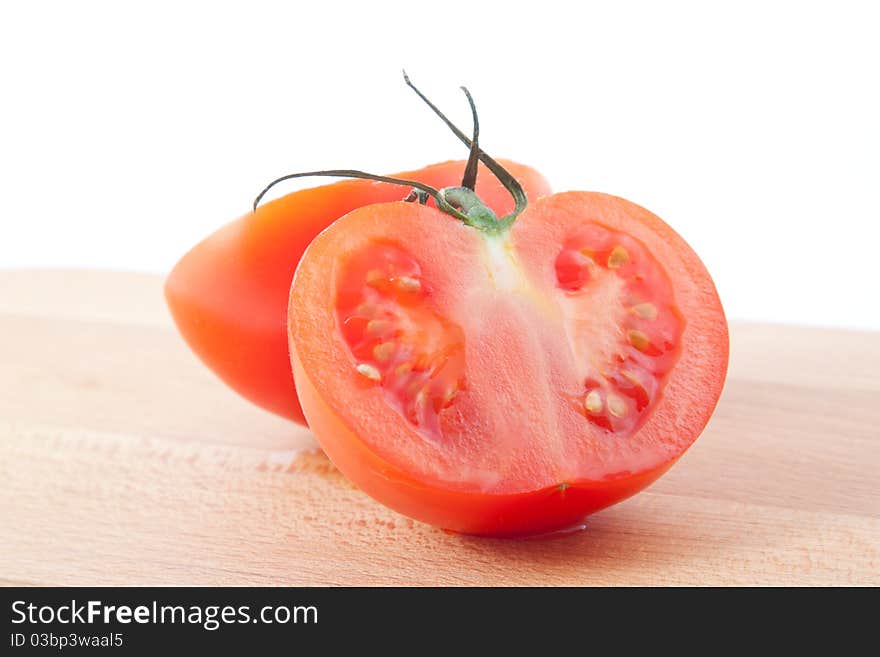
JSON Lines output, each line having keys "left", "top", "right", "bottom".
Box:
{"left": 402, "top": 72, "right": 527, "bottom": 223}
{"left": 460, "top": 86, "right": 480, "bottom": 192}
{"left": 252, "top": 169, "right": 476, "bottom": 226}
{"left": 252, "top": 75, "right": 529, "bottom": 234}
{"left": 253, "top": 170, "right": 439, "bottom": 212}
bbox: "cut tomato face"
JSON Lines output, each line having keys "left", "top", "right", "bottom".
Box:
{"left": 289, "top": 191, "right": 728, "bottom": 536}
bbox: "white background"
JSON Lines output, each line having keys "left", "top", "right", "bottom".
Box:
{"left": 1, "top": 1, "right": 877, "bottom": 329}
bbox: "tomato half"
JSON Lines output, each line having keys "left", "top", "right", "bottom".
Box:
{"left": 289, "top": 192, "right": 728, "bottom": 536}
{"left": 164, "top": 159, "right": 551, "bottom": 424}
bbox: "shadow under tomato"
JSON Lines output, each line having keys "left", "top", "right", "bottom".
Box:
{"left": 438, "top": 492, "right": 728, "bottom": 586}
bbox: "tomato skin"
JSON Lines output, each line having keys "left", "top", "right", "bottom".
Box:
{"left": 164, "top": 159, "right": 552, "bottom": 424}
{"left": 289, "top": 194, "right": 728, "bottom": 536}
{"left": 293, "top": 348, "right": 675, "bottom": 536}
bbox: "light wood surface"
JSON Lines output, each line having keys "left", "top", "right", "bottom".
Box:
{"left": 1, "top": 270, "right": 877, "bottom": 586}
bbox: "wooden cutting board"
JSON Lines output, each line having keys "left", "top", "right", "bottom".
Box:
{"left": 1, "top": 270, "right": 877, "bottom": 586}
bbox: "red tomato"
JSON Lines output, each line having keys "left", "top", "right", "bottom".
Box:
{"left": 165, "top": 159, "right": 551, "bottom": 424}
{"left": 289, "top": 192, "right": 728, "bottom": 536}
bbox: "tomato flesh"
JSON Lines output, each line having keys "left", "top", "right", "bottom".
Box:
{"left": 336, "top": 228, "right": 682, "bottom": 448}
{"left": 289, "top": 192, "right": 728, "bottom": 536}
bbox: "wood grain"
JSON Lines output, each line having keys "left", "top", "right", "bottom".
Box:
{"left": 0, "top": 270, "right": 877, "bottom": 585}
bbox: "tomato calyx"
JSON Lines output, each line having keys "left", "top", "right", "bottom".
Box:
{"left": 252, "top": 73, "right": 527, "bottom": 236}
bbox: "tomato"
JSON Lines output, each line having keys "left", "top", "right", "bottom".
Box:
{"left": 288, "top": 192, "right": 728, "bottom": 536}
{"left": 164, "top": 159, "right": 552, "bottom": 424}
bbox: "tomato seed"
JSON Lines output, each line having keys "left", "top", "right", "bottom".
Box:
{"left": 355, "top": 363, "right": 381, "bottom": 381}
{"left": 355, "top": 302, "right": 378, "bottom": 317}
{"left": 627, "top": 329, "right": 651, "bottom": 352}
{"left": 366, "top": 269, "right": 386, "bottom": 287}
{"left": 631, "top": 302, "right": 658, "bottom": 320}
{"left": 607, "top": 246, "right": 629, "bottom": 268}
{"left": 584, "top": 390, "right": 603, "bottom": 413}
{"left": 620, "top": 370, "right": 650, "bottom": 409}
{"left": 396, "top": 276, "right": 421, "bottom": 292}
{"left": 366, "top": 319, "right": 390, "bottom": 337}
{"left": 373, "top": 342, "right": 395, "bottom": 362}
{"left": 607, "top": 394, "right": 627, "bottom": 418}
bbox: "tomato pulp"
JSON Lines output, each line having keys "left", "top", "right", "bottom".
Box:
{"left": 165, "top": 159, "right": 551, "bottom": 423}
{"left": 289, "top": 192, "right": 728, "bottom": 536}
